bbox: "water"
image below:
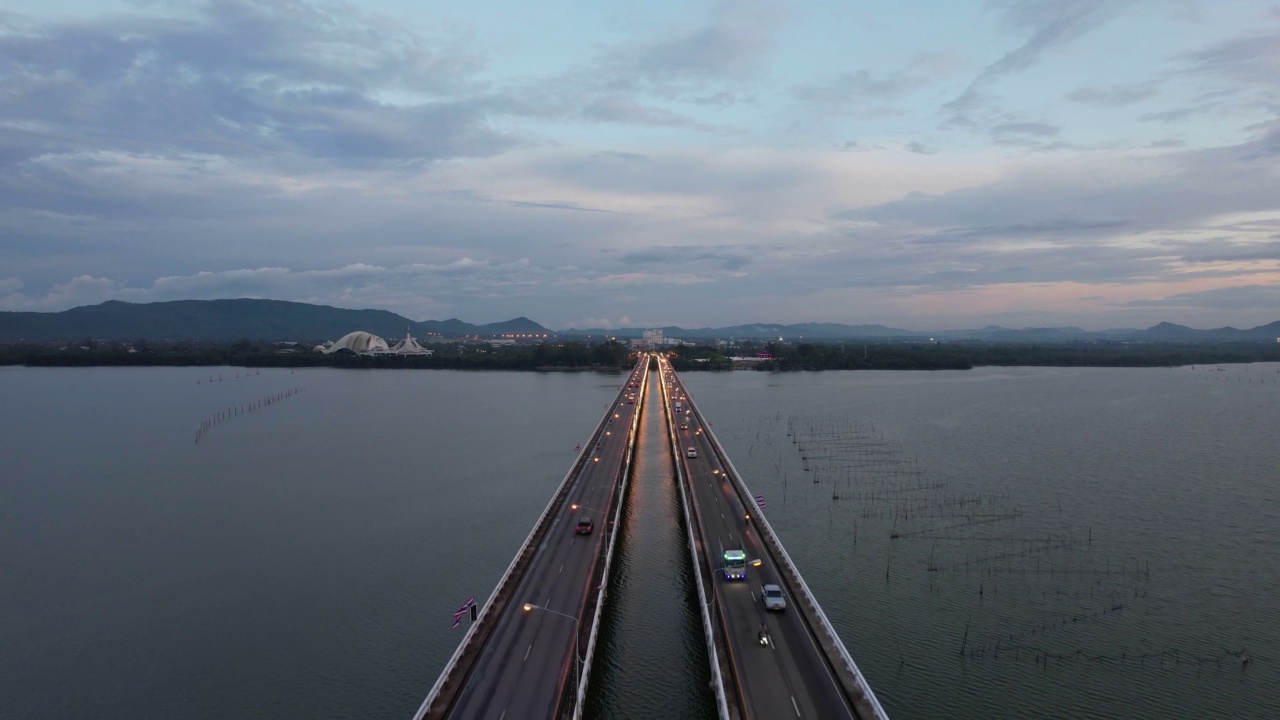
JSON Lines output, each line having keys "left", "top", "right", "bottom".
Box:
{"left": 585, "top": 370, "right": 714, "bottom": 719}
{"left": 683, "top": 364, "right": 1280, "bottom": 719}
{"left": 0, "top": 367, "right": 622, "bottom": 719}
{"left": 2, "top": 364, "right": 1277, "bottom": 718}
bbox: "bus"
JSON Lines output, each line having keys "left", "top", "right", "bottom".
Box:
{"left": 723, "top": 549, "right": 747, "bottom": 580}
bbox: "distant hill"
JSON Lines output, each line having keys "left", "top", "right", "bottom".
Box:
{"left": 2, "top": 298, "right": 1276, "bottom": 344}
{"left": 561, "top": 319, "right": 1280, "bottom": 343}
{"left": 0, "top": 299, "right": 551, "bottom": 342}
{"left": 561, "top": 321, "right": 924, "bottom": 340}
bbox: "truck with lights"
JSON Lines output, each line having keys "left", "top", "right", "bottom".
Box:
{"left": 722, "top": 548, "right": 747, "bottom": 580}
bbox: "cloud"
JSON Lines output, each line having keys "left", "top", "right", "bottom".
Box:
{"left": 1124, "top": 283, "right": 1280, "bottom": 310}
{"left": 1178, "top": 29, "right": 1280, "bottom": 88}
{"left": 910, "top": 219, "right": 1130, "bottom": 243}
{"left": 984, "top": 0, "right": 1134, "bottom": 75}
{"left": 1133, "top": 29, "right": 1280, "bottom": 129}
{"left": 850, "top": 119, "right": 1280, "bottom": 235}
{"left": 629, "top": 0, "right": 786, "bottom": 83}
{"left": 944, "top": 0, "right": 1135, "bottom": 126}
{"left": 503, "top": 199, "right": 622, "bottom": 214}
{"left": 0, "top": 1, "right": 515, "bottom": 169}
{"left": 1181, "top": 242, "right": 1280, "bottom": 264}
{"left": 3, "top": 2, "right": 1279, "bottom": 331}
{"left": 792, "top": 52, "right": 967, "bottom": 110}
{"left": 689, "top": 91, "right": 753, "bottom": 106}
{"left": 1067, "top": 82, "right": 1160, "bottom": 106}
{"left": 824, "top": 120, "right": 1280, "bottom": 302}
{"left": 575, "top": 316, "right": 634, "bottom": 329}
{"left": 580, "top": 97, "right": 714, "bottom": 130}
{"left": 619, "top": 245, "right": 754, "bottom": 270}
{"left": 553, "top": 271, "right": 713, "bottom": 288}
{"left": 505, "top": 0, "right": 783, "bottom": 129}
{"left": 0, "top": 275, "right": 121, "bottom": 311}
{"left": 990, "top": 122, "right": 1060, "bottom": 145}
{"left": 0, "top": 261, "right": 526, "bottom": 317}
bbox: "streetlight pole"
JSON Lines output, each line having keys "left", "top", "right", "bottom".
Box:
{"left": 522, "top": 603, "right": 581, "bottom": 704}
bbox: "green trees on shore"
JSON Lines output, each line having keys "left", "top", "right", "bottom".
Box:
{"left": 0, "top": 339, "right": 634, "bottom": 370}
{"left": 667, "top": 341, "right": 1280, "bottom": 371}
{"left": 2, "top": 337, "right": 1277, "bottom": 370}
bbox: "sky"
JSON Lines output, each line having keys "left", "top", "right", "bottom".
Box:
{"left": 1, "top": 0, "right": 1278, "bottom": 330}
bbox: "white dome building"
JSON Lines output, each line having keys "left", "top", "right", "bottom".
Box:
{"left": 389, "top": 330, "right": 433, "bottom": 355}
{"left": 323, "top": 331, "right": 390, "bottom": 355}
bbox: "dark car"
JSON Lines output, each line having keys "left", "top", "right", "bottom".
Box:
{"left": 575, "top": 517, "right": 594, "bottom": 534}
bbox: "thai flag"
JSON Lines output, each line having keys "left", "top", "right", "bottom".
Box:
{"left": 452, "top": 596, "right": 475, "bottom": 628}
{"left": 754, "top": 494, "right": 766, "bottom": 509}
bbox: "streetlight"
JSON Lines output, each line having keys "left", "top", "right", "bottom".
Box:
{"left": 522, "top": 602, "right": 581, "bottom": 697}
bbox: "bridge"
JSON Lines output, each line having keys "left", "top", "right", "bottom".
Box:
{"left": 415, "top": 354, "right": 888, "bottom": 719}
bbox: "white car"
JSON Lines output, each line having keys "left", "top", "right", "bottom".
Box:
{"left": 686, "top": 447, "right": 698, "bottom": 458}
{"left": 762, "top": 583, "right": 786, "bottom": 611}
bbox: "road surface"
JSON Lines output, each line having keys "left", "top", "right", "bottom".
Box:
{"left": 660, "top": 360, "right": 861, "bottom": 720}
{"left": 437, "top": 362, "right": 648, "bottom": 719}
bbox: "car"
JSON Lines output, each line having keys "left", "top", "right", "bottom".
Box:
{"left": 761, "top": 583, "right": 786, "bottom": 611}
{"left": 679, "top": 422, "right": 689, "bottom": 430}
{"left": 687, "top": 447, "right": 698, "bottom": 458}
{"left": 627, "top": 397, "right": 635, "bottom": 404}
{"left": 575, "top": 517, "right": 594, "bottom": 534}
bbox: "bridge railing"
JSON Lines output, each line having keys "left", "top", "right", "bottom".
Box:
{"left": 413, "top": 358, "right": 647, "bottom": 720}
{"left": 679, "top": 370, "right": 890, "bottom": 720}
{"left": 572, "top": 357, "right": 648, "bottom": 719}
{"left": 659, "top": 361, "right": 735, "bottom": 720}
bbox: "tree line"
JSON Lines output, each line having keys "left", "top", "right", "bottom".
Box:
{"left": 2, "top": 338, "right": 1278, "bottom": 370}
{"left": 0, "top": 338, "right": 635, "bottom": 370}
{"left": 667, "top": 340, "right": 1280, "bottom": 371}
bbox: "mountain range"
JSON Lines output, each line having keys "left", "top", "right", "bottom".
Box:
{"left": 0, "top": 299, "right": 1277, "bottom": 344}
{"left": 0, "top": 299, "right": 547, "bottom": 342}
{"left": 566, "top": 319, "right": 1280, "bottom": 343}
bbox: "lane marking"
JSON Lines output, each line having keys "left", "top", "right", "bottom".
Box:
{"left": 524, "top": 644, "right": 532, "bottom": 662}
{"left": 558, "top": 563, "right": 564, "bottom": 575}
{"left": 500, "top": 711, "right": 507, "bottom": 720}
{"left": 791, "top": 695, "right": 801, "bottom": 717}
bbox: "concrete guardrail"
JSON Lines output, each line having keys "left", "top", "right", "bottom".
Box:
{"left": 681, "top": 370, "right": 890, "bottom": 720}
{"left": 413, "top": 358, "right": 648, "bottom": 720}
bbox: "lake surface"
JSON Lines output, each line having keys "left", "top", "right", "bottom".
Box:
{"left": 2, "top": 363, "right": 1277, "bottom": 718}
{"left": 685, "top": 364, "right": 1280, "bottom": 719}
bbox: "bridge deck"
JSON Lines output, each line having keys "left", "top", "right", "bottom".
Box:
{"left": 416, "top": 359, "right": 647, "bottom": 720}
{"left": 659, "top": 357, "right": 888, "bottom": 720}
{"left": 417, "top": 356, "right": 887, "bottom": 719}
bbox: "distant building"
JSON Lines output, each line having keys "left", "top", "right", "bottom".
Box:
{"left": 316, "top": 330, "right": 433, "bottom": 356}
{"left": 496, "top": 333, "right": 550, "bottom": 343}
{"left": 388, "top": 330, "right": 433, "bottom": 355}
{"left": 643, "top": 329, "right": 664, "bottom": 348}
{"left": 629, "top": 338, "right": 647, "bottom": 350}
{"left": 320, "top": 331, "right": 389, "bottom": 355}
